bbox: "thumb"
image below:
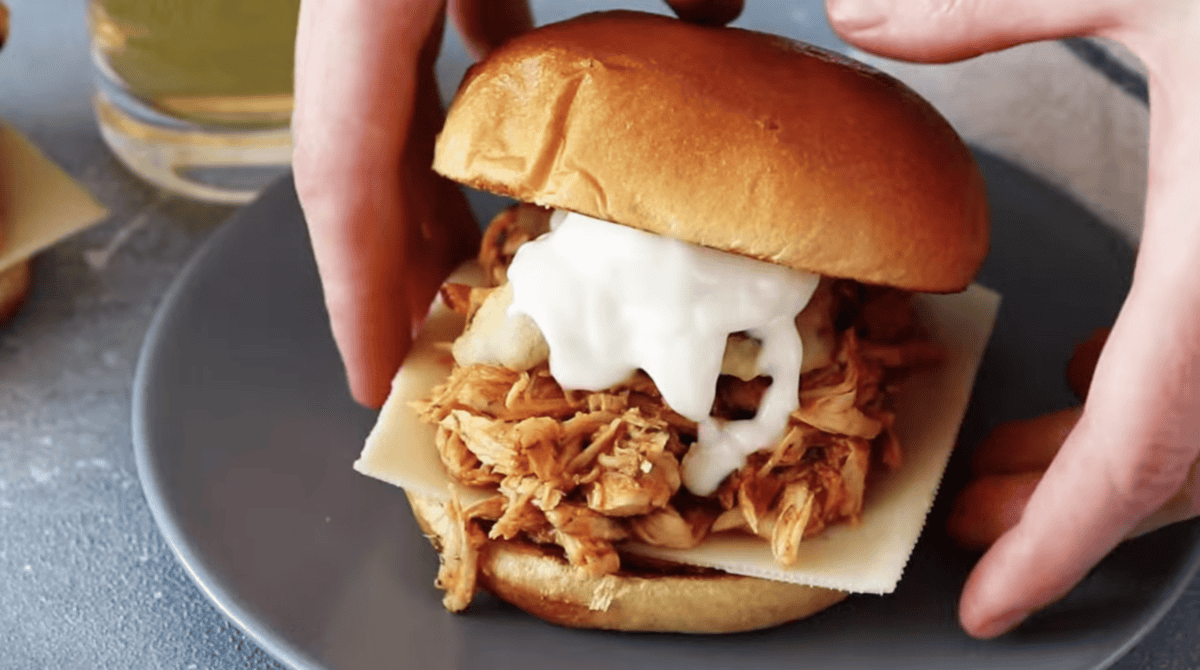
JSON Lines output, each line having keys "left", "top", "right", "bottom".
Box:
{"left": 449, "top": 0, "right": 533, "bottom": 58}
{"left": 664, "top": 0, "right": 744, "bottom": 26}
{"left": 825, "top": 0, "right": 1133, "bottom": 62}
{"left": 957, "top": 267, "right": 1200, "bottom": 638}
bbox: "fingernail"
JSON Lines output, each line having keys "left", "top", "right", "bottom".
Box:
{"left": 977, "top": 609, "right": 1029, "bottom": 639}
{"left": 825, "top": 0, "right": 890, "bottom": 33}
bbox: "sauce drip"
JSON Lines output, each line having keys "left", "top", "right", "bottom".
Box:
{"left": 507, "top": 211, "right": 820, "bottom": 495}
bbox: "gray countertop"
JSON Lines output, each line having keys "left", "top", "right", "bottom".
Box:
{"left": 0, "top": 1, "right": 1196, "bottom": 668}
{"left": 0, "top": 1, "right": 281, "bottom": 667}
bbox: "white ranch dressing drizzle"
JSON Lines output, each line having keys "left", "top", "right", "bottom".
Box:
{"left": 507, "top": 211, "right": 820, "bottom": 496}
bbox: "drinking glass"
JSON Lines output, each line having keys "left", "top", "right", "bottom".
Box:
{"left": 88, "top": 0, "right": 300, "bottom": 204}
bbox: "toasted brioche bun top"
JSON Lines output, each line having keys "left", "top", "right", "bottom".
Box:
{"left": 434, "top": 11, "right": 989, "bottom": 292}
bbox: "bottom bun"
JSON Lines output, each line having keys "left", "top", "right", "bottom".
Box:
{"left": 406, "top": 491, "right": 849, "bottom": 633}
{"left": 0, "top": 258, "right": 31, "bottom": 325}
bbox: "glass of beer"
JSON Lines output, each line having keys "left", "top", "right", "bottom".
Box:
{"left": 88, "top": 0, "right": 301, "bottom": 204}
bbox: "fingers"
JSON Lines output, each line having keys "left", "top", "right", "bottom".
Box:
{"left": 954, "top": 403, "right": 1200, "bottom": 552}
{"left": 1066, "top": 328, "right": 1110, "bottom": 401}
{"left": 664, "top": 0, "right": 744, "bottom": 26}
{"left": 449, "top": 0, "right": 747, "bottom": 60}
{"left": 947, "top": 471, "right": 1041, "bottom": 551}
{"left": 838, "top": 0, "right": 1200, "bottom": 641}
{"left": 948, "top": 407, "right": 1078, "bottom": 551}
{"left": 293, "top": 0, "right": 446, "bottom": 407}
{"left": 402, "top": 7, "right": 481, "bottom": 326}
{"left": 825, "top": 0, "right": 1136, "bottom": 63}
{"left": 448, "top": 0, "right": 533, "bottom": 58}
{"left": 955, "top": 94, "right": 1200, "bottom": 637}
{"left": 959, "top": 278, "right": 1200, "bottom": 638}
{"left": 957, "top": 30, "right": 1200, "bottom": 637}
{"left": 970, "top": 407, "right": 1081, "bottom": 476}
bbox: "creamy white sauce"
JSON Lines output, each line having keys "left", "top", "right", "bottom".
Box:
{"left": 507, "top": 211, "right": 820, "bottom": 495}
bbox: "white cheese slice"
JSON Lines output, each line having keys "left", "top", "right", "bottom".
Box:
{"left": 354, "top": 262, "right": 1001, "bottom": 595}
{"left": 0, "top": 125, "right": 108, "bottom": 272}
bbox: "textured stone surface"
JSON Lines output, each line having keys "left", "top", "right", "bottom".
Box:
{"left": 0, "top": 1, "right": 281, "bottom": 668}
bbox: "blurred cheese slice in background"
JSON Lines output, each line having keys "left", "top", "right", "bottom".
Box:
{"left": 0, "top": 125, "right": 108, "bottom": 274}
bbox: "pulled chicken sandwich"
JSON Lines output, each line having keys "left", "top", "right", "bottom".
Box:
{"left": 400, "top": 10, "right": 988, "bottom": 632}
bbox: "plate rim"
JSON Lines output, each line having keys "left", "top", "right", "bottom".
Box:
{"left": 131, "top": 176, "right": 323, "bottom": 670}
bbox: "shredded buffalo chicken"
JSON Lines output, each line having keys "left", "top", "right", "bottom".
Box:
{"left": 415, "top": 204, "right": 944, "bottom": 611}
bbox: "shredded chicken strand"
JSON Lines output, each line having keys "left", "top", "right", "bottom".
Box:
{"left": 417, "top": 204, "right": 945, "bottom": 607}
{"left": 478, "top": 203, "right": 553, "bottom": 285}
{"left": 771, "top": 481, "right": 816, "bottom": 565}
{"left": 435, "top": 491, "right": 486, "bottom": 612}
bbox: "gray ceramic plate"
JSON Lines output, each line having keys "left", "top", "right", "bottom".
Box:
{"left": 132, "top": 146, "right": 1200, "bottom": 670}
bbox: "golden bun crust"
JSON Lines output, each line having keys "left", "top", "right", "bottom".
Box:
{"left": 0, "top": 259, "right": 31, "bottom": 325}
{"left": 434, "top": 10, "right": 988, "bottom": 292}
{"left": 407, "top": 491, "right": 848, "bottom": 633}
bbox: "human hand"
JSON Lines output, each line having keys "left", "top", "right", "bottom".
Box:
{"left": 294, "top": 0, "right": 745, "bottom": 408}
{"left": 826, "top": 0, "right": 1200, "bottom": 638}
{"left": 293, "top": 0, "right": 530, "bottom": 408}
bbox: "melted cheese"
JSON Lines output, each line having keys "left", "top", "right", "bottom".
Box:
{"left": 507, "top": 211, "right": 820, "bottom": 495}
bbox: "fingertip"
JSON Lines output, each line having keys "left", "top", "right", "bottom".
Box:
{"left": 945, "top": 513, "right": 986, "bottom": 553}
{"left": 450, "top": 0, "right": 533, "bottom": 58}
{"left": 348, "top": 371, "right": 391, "bottom": 410}
{"left": 947, "top": 472, "right": 1041, "bottom": 550}
{"left": 322, "top": 282, "right": 412, "bottom": 412}
{"left": 960, "top": 598, "right": 1029, "bottom": 639}
{"left": 338, "top": 311, "right": 409, "bottom": 410}
{"left": 955, "top": 427, "right": 1139, "bottom": 640}
{"left": 339, "top": 341, "right": 403, "bottom": 410}
{"left": 827, "top": 0, "right": 1127, "bottom": 64}
{"left": 665, "top": 0, "right": 744, "bottom": 26}
{"left": 825, "top": 0, "right": 888, "bottom": 38}
{"left": 825, "top": 0, "right": 966, "bottom": 62}
{"left": 957, "top": 534, "right": 1035, "bottom": 638}
{"left": 946, "top": 483, "right": 995, "bottom": 552}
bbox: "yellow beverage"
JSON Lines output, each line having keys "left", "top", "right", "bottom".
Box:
{"left": 88, "top": 0, "right": 300, "bottom": 203}
{"left": 90, "top": 0, "right": 300, "bottom": 129}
